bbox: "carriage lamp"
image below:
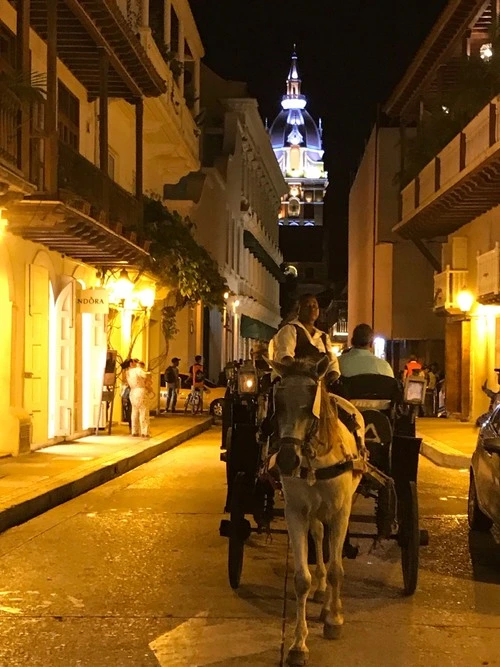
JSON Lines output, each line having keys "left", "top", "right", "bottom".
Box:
{"left": 225, "top": 362, "right": 236, "bottom": 382}
{"left": 237, "top": 363, "right": 258, "bottom": 395}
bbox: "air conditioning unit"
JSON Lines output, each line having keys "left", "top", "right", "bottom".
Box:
{"left": 477, "top": 244, "right": 500, "bottom": 303}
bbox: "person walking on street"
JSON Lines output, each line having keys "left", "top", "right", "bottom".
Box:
{"left": 404, "top": 354, "right": 422, "bottom": 379}
{"left": 189, "top": 355, "right": 205, "bottom": 412}
{"left": 165, "top": 357, "right": 181, "bottom": 412}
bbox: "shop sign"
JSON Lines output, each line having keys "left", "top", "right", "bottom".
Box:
{"left": 77, "top": 288, "right": 109, "bottom": 314}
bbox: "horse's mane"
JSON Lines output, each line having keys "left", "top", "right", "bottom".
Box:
{"left": 316, "top": 382, "right": 342, "bottom": 457}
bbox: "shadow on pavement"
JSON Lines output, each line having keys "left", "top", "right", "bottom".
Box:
{"left": 468, "top": 529, "right": 500, "bottom": 584}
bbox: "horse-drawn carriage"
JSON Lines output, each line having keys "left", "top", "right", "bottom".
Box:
{"left": 219, "top": 357, "right": 428, "bottom": 664}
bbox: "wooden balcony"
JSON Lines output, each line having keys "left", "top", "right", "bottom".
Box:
{"left": 433, "top": 268, "right": 469, "bottom": 313}
{"left": 6, "top": 142, "right": 148, "bottom": 266}
{"left": 57, "top": 142, "right": 142, "bottom": 230}
{"left": 395, "top": 97, "right": 500, "bottom": 240}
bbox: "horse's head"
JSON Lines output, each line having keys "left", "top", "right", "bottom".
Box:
{"left": 269, "top": 355, "right": 331, "bottom": 475}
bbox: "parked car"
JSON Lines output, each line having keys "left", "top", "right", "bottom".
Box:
{"left": 468, "top": 406, "right": 500, "bottom": 531}
{"left": 160, "top": 373, "right": 226, "bottom": 417}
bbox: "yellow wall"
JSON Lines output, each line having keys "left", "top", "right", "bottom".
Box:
{"left": 447, "top": 205, "right": 500, "bottom": 420}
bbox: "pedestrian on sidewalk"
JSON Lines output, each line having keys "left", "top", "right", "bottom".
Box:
{"left": 120, "top": 359, "right": 134, "bottom": 432}
{"left": 165, "top": 357, "right": 181, "bottom": 412}
{"left": 128, "top": 360, "right": 153, "bottom": 437}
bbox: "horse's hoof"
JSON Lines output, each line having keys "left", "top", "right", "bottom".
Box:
{"left": 313, "top": 589, "right": 326, "bottom": 604}
{"left": 323, "top": 623, "right": 343, "bottom": 640}
{"left": 319, "top": 608, "right": 328, "bottom": 623}
{"left": 287, "top": 649, "right": 309, "bottom": 666}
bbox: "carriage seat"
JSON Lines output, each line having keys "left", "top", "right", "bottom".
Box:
{"left": 338, "top": 375, "right": 401, "bottom": 467}
{"left": 338, "top": 374, "right": 401, "bottom": 409}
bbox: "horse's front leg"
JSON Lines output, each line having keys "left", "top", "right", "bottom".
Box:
{"left": 321, "top": 488, "right": 352, "bottom": 640}
{"left": 309, "top": 517, "right": 327, "bottom": 604}
{"left": 286, "top": 508, "right": 311, "bottom": 666}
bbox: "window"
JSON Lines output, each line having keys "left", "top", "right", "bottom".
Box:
{"left": 290, "top": 145, "right": 300, "bottom": 171}
{"left": 58, "top": 82, "right": 79, "bottom": 150}
{"left": 303, "top": 203, "right": 314, "bottom": 218}
{"left": 288, "top": 197, "right": 300, "bottom": 217}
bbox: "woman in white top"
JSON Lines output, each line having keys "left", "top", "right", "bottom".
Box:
{"left": 127, "top": 360, "right": 152, "bottom": 437}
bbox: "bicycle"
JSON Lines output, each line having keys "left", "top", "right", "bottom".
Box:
{"left": 184, "top": 387, "right": 203, "bottom": 415}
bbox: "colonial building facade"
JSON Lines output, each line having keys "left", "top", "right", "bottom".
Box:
{"left": 348, "top": 124, "right": 445, "bottom": 371}
{"left": 269, "top": 51, "right": 328, "bottom": 294}
{"left": 382, "top": 0, "right": 500, "bottom": 420}
{"left": 165, "top": 66, "right": 286, "bottom": 382}
{"left": 0, "top": 0, "right": 203, "bottom": 455}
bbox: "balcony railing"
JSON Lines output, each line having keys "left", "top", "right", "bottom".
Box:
{"left": 57, "top": 141, "right": 142, "bottom": 230}
{"left": 139, "top": 29, "right": 199, "bottom": 161}
{"left": 332, "top": 320, "right": 348, "bottom": 336}
{"left": 433, "top": 267, "right": 469, "bottom": 312}
{"left": 0, "top": 93, "right": 21, "bottom": 170}
{"left": 477, "top": 244, "right": 500, "bottom": 302}
{"left": 400, "top": 97, "right": 500, "bottom": 224}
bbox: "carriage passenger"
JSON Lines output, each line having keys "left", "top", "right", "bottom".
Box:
{"left": 339, "top": 323, "right": 394, "bottom": 378}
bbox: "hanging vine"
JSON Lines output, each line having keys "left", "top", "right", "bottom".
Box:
{"left": 141, "top": 195, "right": 228, "bottom": 349}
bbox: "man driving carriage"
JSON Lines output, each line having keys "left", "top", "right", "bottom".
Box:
{"left": 270, "top": 294, "right": 364, "bottom": 448}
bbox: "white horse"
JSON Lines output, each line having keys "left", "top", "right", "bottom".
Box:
{"left": 269, "top": 356, "right": 366, "bottom": 666}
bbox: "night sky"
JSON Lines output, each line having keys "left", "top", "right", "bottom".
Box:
{"left": 190, "top": 0, "right": 449, "bottom": 281}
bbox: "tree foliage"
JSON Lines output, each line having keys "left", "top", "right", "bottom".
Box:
{"left": 141, "top": 195, "right": 228, "bottom": 344}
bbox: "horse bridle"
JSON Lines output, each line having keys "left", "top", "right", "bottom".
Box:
{"left": 275, "top": 378, "right": 321, "bottom": 476}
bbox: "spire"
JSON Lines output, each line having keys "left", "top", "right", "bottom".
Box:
{"left": 281, "top": 47, "right": 306, "bottom": 112}
{"left": 287, "top": 47, "right": 300, "bottom": 84}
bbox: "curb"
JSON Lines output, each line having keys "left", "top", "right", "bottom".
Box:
{"left": 418, "top": 432, "right": 471, "bottom": 470}
{"left": 0, "top": 418, "right": 213, "bottom": 535}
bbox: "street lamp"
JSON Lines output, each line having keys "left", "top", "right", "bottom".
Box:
{"left": 114, "top": 268, "right": 134, "bottom": 302}
{"left": 457, "top": 289, "right": 474, "bottom": 314}
{"left": 0, "top": 208, "right": 8, "bottom": 237}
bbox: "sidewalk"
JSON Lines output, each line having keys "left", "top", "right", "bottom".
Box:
{"left": 0, "top": 415, "right": 213, "bottom": 534}
{"left": 416, "top": 417, "right": 478, "bottom": 469}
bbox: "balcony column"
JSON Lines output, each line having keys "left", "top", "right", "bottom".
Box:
{"left": 178, "top": 21, "right": 185, "bottom": 95}
{"left": 16, "top": 0, "right": 30, "bottom": 176}
{"left": 141, "top": 0, "right": 149, "bottom": 28}
{"left": 193, "top": 58, "right": 201, "bottom": 116}
{"left": 164, "top": 0, "right": 172, "bottom": 47}
{"left": 98, "top": 48, "right": 109, "bottom": 218}
{"left": 45, "top": 0, "right": 58, "bottom": 194}
{"left": 135, "top": 98, "right": 144, "bottom": 231}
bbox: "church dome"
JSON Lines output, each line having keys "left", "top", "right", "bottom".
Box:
{"left": 269, "top": 109, "right": 322, "bottom": 151}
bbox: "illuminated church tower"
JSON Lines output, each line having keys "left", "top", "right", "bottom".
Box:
{"left": 269, "top": 50, "right": 328, "bottom": 292}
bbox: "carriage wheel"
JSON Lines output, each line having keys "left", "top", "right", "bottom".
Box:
{"left": 398, "top": 481, "right": 420, "bottom": 596}
{"left": 228, "top": 473, "right": 250, "bottom": 589}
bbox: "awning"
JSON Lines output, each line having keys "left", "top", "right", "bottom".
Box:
{"left": 240, "top": 314, "right": 277, "bottom": 342}
{"left": 7, "top": 200, "right": 150, "bottom": 266}
{"left": 243, "top": 230, "right": 284, "bottom": 283}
